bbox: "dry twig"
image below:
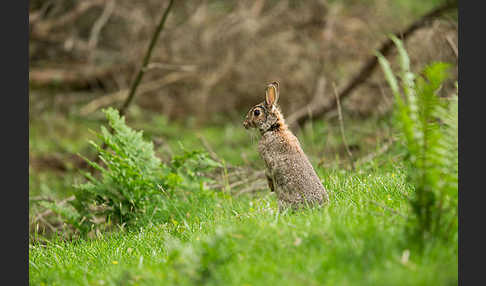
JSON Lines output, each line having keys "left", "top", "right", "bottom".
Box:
{"left": 29, "top": 65, "right": 126, "bottom": 90}
{"left": 355, "top": 138, "right": 395, "bottom": 167}
{"left": 197, "top": 133, "right": 223, "bottom": 164}
{"left": 286, "top": 76, "right": 327, "bottom": 127}
{"left": 33, "top": 195, "right": 76, "bottom": 223}
{"left": 332, "top": 82, "right": 354, "bottom": 169}
{"left": 119, "top": 0, "right": 175, "bottom": 116}
{"left": 445, "top": 34, "right": 458, "bottom": 59}
{"left": 79, "top": 71, "right": 193, "bottom": 116}
{"left": 88, "top": 0, "right": 116, "bottom": 55}
{"left": 235, "top": 180, "right": 268, "bottom": 197}
{"left": 31, "top": 0, "right": 106, "bottom": 38}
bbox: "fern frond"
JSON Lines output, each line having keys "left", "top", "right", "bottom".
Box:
{"left": 377, "top": 37, "right": 457, "bottom": 243}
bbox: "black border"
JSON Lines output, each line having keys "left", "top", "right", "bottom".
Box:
{"left": 458, "top": 0, "right": 482, "bottom": 285}
{"left": 1, "top": 0, "right": 29, "bottom": 285}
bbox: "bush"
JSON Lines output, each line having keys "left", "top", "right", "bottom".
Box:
{"left": 377, "top": 36, "right": 458, "bottom": 243}
{"left": 45, "top": 108, "right": 221, "bottom": 236}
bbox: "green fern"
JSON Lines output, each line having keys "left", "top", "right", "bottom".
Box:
{"left": 46, "top": 108, "right": 220, "bottom": 236}
{"left": 377, "top": 36, "right": 458, "bottom": 243}
{"left": 71, "top": 107, "right": 167, "bottom": 231}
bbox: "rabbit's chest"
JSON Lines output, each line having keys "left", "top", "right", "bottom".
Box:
{"left": 258, "top": 140, "right": 299, "bottom": 176}
{"left": 257, "top": 132, "right": 328, "bottom": 206}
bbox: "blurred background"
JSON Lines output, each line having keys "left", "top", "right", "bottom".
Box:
{"left": 29, "top": 0, "right": 458, "bottom": 225}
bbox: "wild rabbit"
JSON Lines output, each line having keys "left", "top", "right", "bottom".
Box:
{"left": 243, "top": 81, "right": 329, "bottom": 210}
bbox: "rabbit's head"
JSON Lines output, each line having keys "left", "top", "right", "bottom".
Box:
{"left": 243, "top": 81, "right": 282, "bottom": 133}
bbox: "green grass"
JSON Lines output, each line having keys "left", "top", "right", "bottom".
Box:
{"left": 29, "top": 165, "right": 457, "bottom": 285}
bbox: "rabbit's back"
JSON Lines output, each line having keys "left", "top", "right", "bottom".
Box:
{"left": 259, "top": 130, "right": 329, "bottom": 208}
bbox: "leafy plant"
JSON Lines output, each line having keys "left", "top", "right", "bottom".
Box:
{"left": 45, "top": 108, "right": 220, "bottom": 236}
{"left": 161, "top": 145, "right": 222, "bottom": 196}
{"left": 376, "top": 36, "right": 458, "bottom": 243}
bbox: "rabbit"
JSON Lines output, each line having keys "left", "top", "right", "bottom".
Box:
{"left": 243, "top": 81, "right": 329, "bottom": 210}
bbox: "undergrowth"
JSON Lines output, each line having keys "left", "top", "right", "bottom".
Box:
{"left": 42, "top": 108, "right": 221, "bottom": 237}
{"left": 377, "top": 36, "right": 458, "bottom": 244}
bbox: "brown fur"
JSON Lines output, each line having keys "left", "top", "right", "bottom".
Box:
{"left": 243, "top": 82, "right": 329, "bottom": 210}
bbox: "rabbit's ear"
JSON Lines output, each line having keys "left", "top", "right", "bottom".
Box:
{"left": 265, "top": 81, "right": 279, "bottom": 107}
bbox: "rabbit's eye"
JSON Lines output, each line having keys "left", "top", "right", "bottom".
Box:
{"left": 253, "top": 109, "right": 260, "bottom": 116}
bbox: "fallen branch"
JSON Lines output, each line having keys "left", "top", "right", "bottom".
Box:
{"left": 289, "top": 0, "right": 458, "bottom": 128}
{"left": 33, "top": 195, "right": 76, "bottom": 223}
{"left": 207, "top": 170, "right": 265, "bottom": 190}
{"left": 29, "top": 153, "right": 89, "bottom": 172}
{"left": 29, "top": 196, "right": 55, "bottom": 202}
{"left": 79, "top": 71, "right": 193, "bottom": 116}
{"left": 37, "top": 216, "right": 58, "bottom": 233}
{"left": 29, "top": 64, "right": 128, "bottom": 90}
{"left": 235, "top": 180, "right": 268, "bottom": 197}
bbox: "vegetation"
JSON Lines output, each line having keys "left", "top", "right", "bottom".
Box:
{"left": 377, "top": 37, "right": 458, "bottom": 243}
{"left": 29, "top": 1, "right": 457, "bottom": 285}
{"left": 30, "top": 65, "right": 458, "bottom": 283}
{"left": 30, "top": 183, "right": 456, "bottom": 285}
{"left": 41, "top": 108, "right": 220, "bottom": 236}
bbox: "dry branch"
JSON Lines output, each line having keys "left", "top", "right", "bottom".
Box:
{"left": 332, "top": 82, "right": 354, "bottom": 169}
{"left": 197, "top": 134, "right": 223, "bottom": 164}
{"left": 30, "top": 0, "right": 107, "bottom": 38}
{"left": 29, "top": 153, "right": 90, "bottom": 172}
{"left": 235, "top": 180, "right": 268, "bottom": 197}
{"left": 79, "top": 71, "right": 193, "bottom": 115}
{"left": 355, "top": 138, "right": 395, "bottom": 167}
{"left": 29, "top": 64, "right": 128, "bottom": 90}
{"left": 445, "top": 34, "right": 458, "bottom": 59}
{"left": 289, "top": 0, "right": 458, "bottom": 128}
{"left": 119, "top": 0, "right": 175, "bottom": 116}
{"left": 286, "top": 76, "right": 327, "bottom": 127}
{"left": 88, "top": 0, "right": 116, "bottom": 54}
{"left": 33, "top": 195, "right": 76, "bottom": 223}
